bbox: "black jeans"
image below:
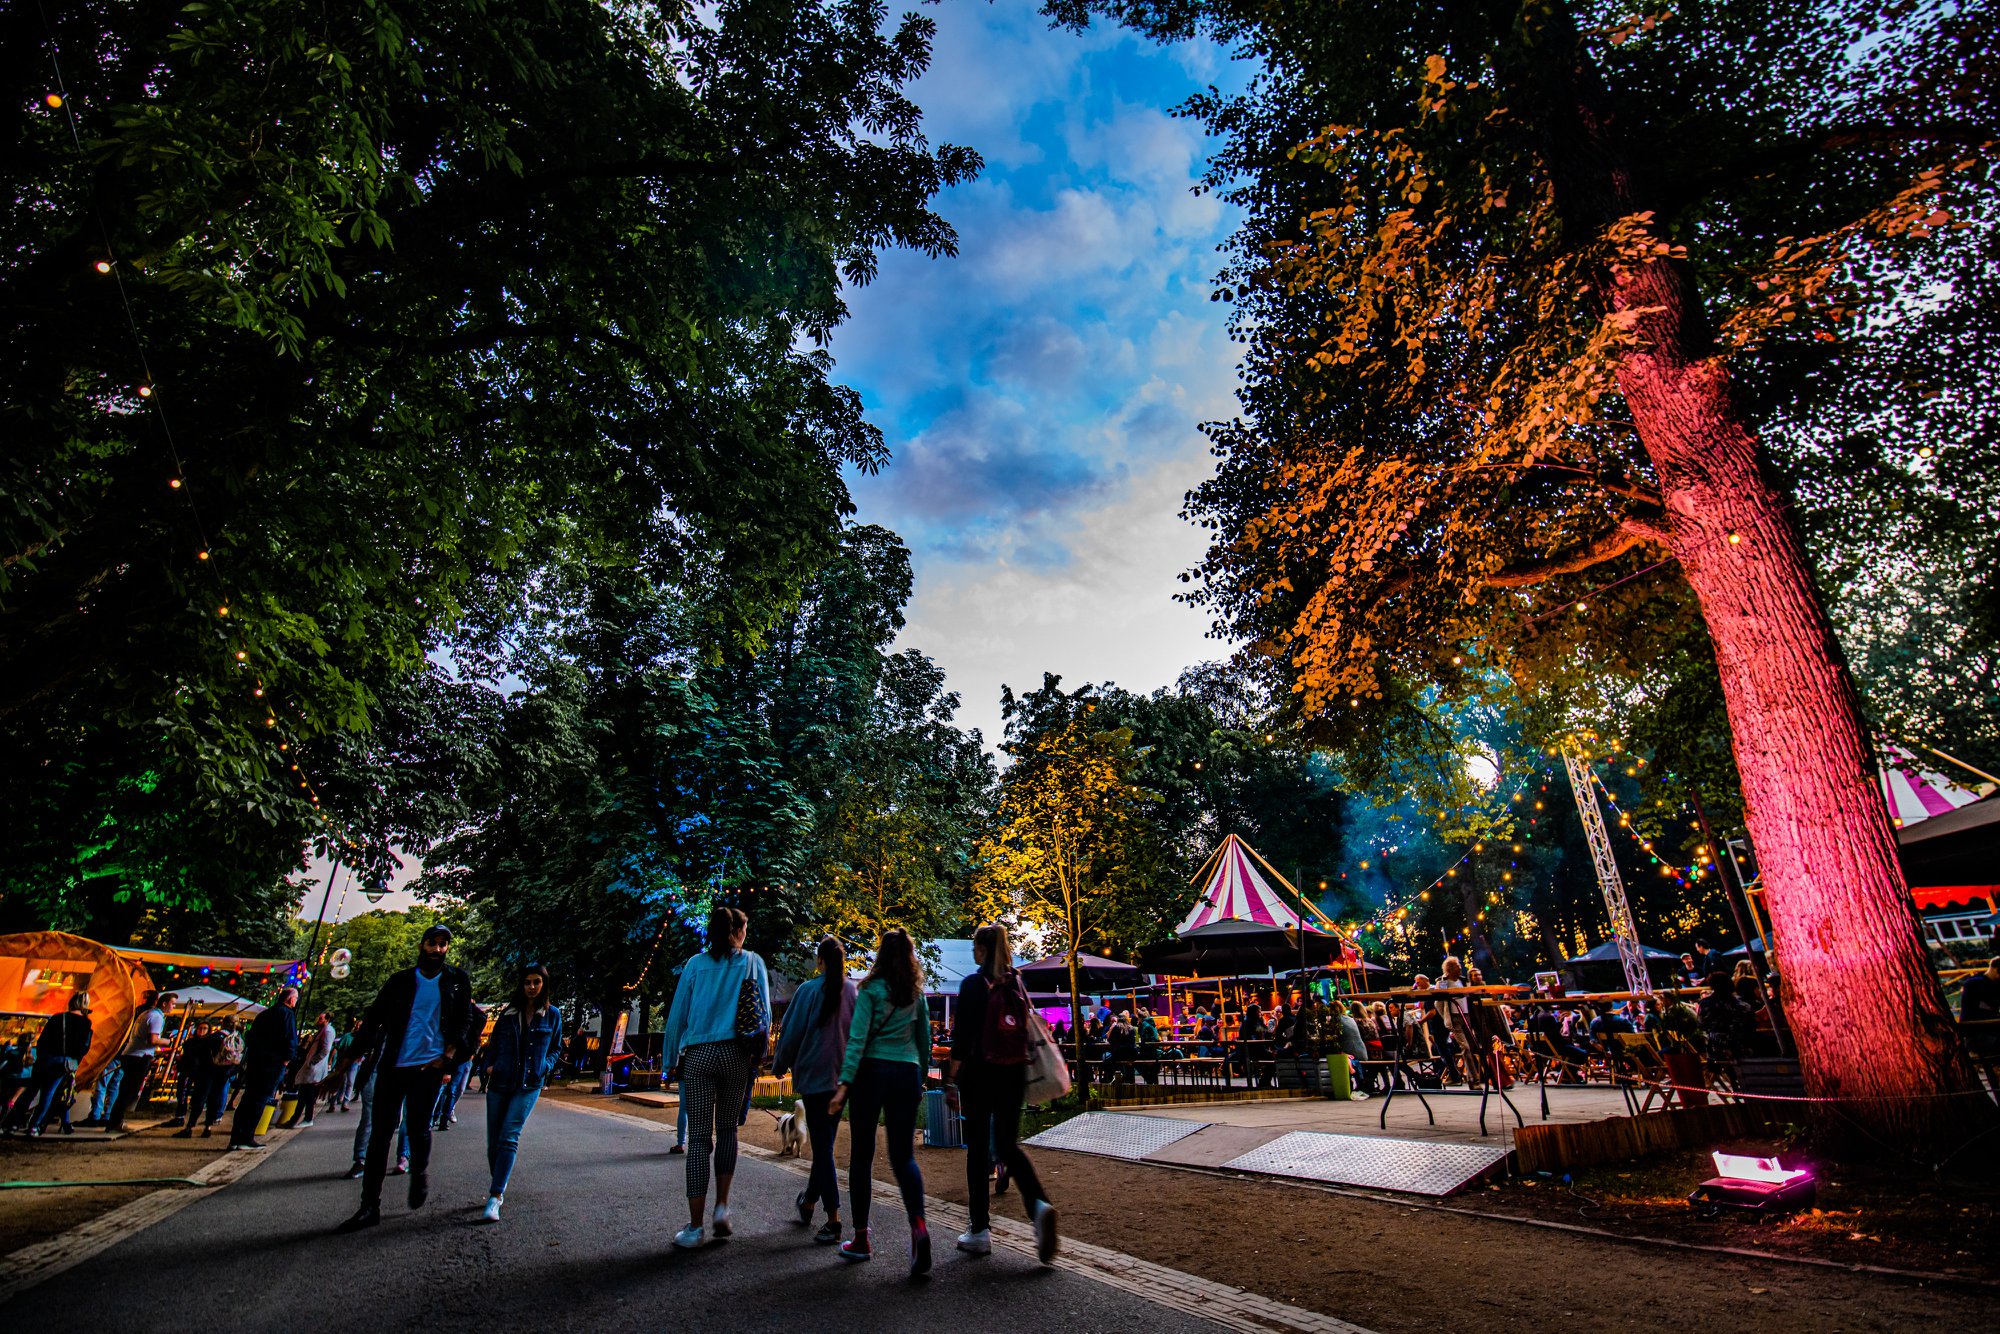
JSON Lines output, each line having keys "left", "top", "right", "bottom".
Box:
{"left": 228, "top": 1060, "right": 286, "bottom": 1145}
{"left": 800, "top": 1090, "right": 842, "bottom": 1215}
{"left": 361, "top": 1065, "right": 446, "bottom": 1209}
{"left": 846, "top": 1058, "right": 923, "bottom": 1233}
{"left": 959, "top": 1062, "right": 1047, "bottom": 1231}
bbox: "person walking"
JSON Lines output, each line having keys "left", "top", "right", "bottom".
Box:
{"left": 22, "top": 993, "right": 92, "bottom": 1137}
{"left": 105, "top": 990, "right": 174, "bottom": 1133}
{"left": 661, "top": 906, "right": 770, "bottom": 1250}
{"left": 83, "top": 1053, "right": 122, "bottom": 1127}
{"left": 283, "top": 1011, "right": 337, "bottom": 1128}
{"left": 771, "top": 936, "right": 856, "bottom": 1246}
{"left": 947, "top": 923, "right": 1057, "bottom": 1266}
{"left": 828, "top": 928, "right": 931, "bottom": 1275}
{"left": 480, "top": 963, "right": 562, "bottom": 1223}
{"left": 229, "top": 987, "right": 299, "bottom": 1150}
{"left": 337, "top": 925, "right": 480, "bottom": 1232}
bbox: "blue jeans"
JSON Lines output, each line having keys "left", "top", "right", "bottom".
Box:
{"left": 485, "top": 1087, "right": 542, "bottom": 1196}
{"left": 846, "top": 1058, "right": 923, "bottom": 1233}
{"left": 350, "top": 1067, "right": 410, "bottom": 1166}
{"left": 90, "top": 1062, "right": 123, "bottom": 1121}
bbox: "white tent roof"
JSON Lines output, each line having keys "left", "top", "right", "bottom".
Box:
{"left": 1879, "top": 741, "right": 1985, "bottom": 827}
{"left": 1177, "top": 834, "right": 1313, "bottom": 934}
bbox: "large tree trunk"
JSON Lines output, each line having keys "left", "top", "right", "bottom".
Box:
{"left": 1527, "top": 9, "right": 1993, "bottom": 1155}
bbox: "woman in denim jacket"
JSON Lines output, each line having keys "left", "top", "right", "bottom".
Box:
{"left": 481, "top": 964, "right": 562, "bottom": 1222}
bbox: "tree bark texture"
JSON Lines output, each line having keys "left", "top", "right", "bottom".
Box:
{"left": 1526, "top": 10, "right": 1992, "bottom": 1155}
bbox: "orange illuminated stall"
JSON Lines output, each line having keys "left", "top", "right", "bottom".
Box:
{"left": 0, "top": 931, "right": 153, "bottom": 1091}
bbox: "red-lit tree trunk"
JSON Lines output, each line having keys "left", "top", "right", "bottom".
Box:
{"left": 1530, "top": 14, "right": 1993, "bottom": 1155}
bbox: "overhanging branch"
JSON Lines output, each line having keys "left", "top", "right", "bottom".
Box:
{"left": 1485, "top": 519, "right": 1667, "bottom": 588}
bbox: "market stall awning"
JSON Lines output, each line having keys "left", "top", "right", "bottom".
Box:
{"left": 169, "top": 984, "right": 265, "bottom": 1015}
{"left": 1141, "top": 918, "right": 1356, "bottom": 978}
{"left": 115, "top": 947, "right": 305, "bottom": 989}
{"left": 1879, "top": 741, "right": 1986, "bottom": 826}
{"left": 1564, "top": 940, "right": 1680, "bottom": 966}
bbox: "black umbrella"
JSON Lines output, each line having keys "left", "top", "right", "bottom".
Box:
{"left": 1139, "top": 918, "right": 1354, "bottom": 978}
{"left": 1019, "top": 953, "right": 1147, "bottom": 994}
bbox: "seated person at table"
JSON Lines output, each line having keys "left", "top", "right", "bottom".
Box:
{"left": 1527, "top": 1005, "right": 1589, "bottom": 1076}
{"left": 1587, "top": 1003, "right": 1636, "bottom": 1053}
{"left": 1134, "top": 1008, "right": 1161, "bottom": 1082}
{"left": 1697, "top": 972, "right": 1755, "bottom": 1061}
{"left": 1194, "top": 1015, "right": 1218, "bottom": 1056}
{"left": 1964, "top": 957, "right": 2000, "bottom": 1056}
{"left": 1102, "top": 1014, "right": 1137, "bottom": 1080}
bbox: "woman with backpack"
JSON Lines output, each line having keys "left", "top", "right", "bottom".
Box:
{"left": 827, "top": 928, "right": 931, "bottom": 1274}
{"left": 947, "top": 923, "right": 1058, "bottom": 1265}
{"left": 481, "top": 963, "right": 562, "bottom": 1222}
{"left": 662, "top": 906, "right": 770, "bottom": 1250}
{"left": 771, "top": 936, "right": 856, "bottom": 1245}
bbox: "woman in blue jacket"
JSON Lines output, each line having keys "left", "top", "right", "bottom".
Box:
{"left": 662, "top": 906, "right": 771, "bottom": 1250}
{"left": 771, "top": 936, "right": 856, "bottom": 1245}
{"left": 481, "top": 964, "right": 562, "bottom": 1222}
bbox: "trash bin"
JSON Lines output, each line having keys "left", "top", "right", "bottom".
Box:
{"left": 923, "top": 1086, "right": 963, "bottom": 1148}
{"left": 1324, "top": 1055, "right": 1353, "bottom": 1100}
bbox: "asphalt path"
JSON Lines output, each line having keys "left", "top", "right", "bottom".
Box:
{"left": 2, "top": 1094, "right": 1223, "bottom": 1333}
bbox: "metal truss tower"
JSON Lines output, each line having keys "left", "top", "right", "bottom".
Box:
{"left": 1562, "top": 750, "right": 1653, "bottom": 995}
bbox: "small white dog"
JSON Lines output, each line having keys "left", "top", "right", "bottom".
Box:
{"left": 775, "top": 1098, "right": 807, "bottom": 1157}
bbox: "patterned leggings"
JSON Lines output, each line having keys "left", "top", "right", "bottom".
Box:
{"left": 679, "top": 1041, "right": 752, "bottom": 1201}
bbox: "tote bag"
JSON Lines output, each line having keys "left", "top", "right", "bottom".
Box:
{"left": 1021, "top": 1010, "right": 1073, "bottom": 1108}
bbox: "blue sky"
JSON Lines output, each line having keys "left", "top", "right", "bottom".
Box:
{"left": 832, "top": 1, "right": 1250, "bottom": 745}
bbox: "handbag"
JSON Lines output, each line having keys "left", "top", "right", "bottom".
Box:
{"left": 1021, "top": 1009, "right": 1073, "bottom": 1108}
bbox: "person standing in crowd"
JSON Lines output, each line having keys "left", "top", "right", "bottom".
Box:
{"left": 946, "top": 923, "right": 1057, "bottom": 1266}
{"left": 436, "top": 1045, "right": 475, "bottom": 1130}
{"left": 828, "top": 928, "right": 931, "bottom": 1274}
{"left": 480, "top": 963, "right": 561, "bottom": 1223}
{"left": 336, "top": 924, "right": 479, "bottom": 1231}
{"left": 283, "top": 1011, "right": 338, "bottom": 1129}
{"left": 167, "top": 1020, "right": 211, "bottom": 1127}
{"left": 1434, "top": 957, "right": 1481, "bottom": 1087}
{"left": 229, "top": 988, "right": 299, "bottom": 1150}
{"left": 661, "top": 906, "right": 770, "bottom": 1251}
{"left": 22, "top": 992, "right": 92, "bottom": 1137}
{"left": 332, "top": 1017, "right": 361, "bottom": 1110}
{"left": 83, "top": 1049, "right": 121, "bottom": 1127}
{"left": 772, "top": 936, "right": 856, "bottom": 1246}
{"left": 173, "top": 1023, "right": 222, "bottom": 1138}
{"left": 105, "top": 990, "right": 174, "bottom": 1134}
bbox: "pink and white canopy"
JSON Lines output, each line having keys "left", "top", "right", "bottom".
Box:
{"left": 1878, "top": 741, "right": 1985, "bottom": 827}
{"left": 1177, "top": 834, "right": 1313, "bottom": 933}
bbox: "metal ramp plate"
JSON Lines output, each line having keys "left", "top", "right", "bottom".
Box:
{"left": 1221, "top": 1131, "right": 1508, "bottom": 1196}
{"left": 1024, "top": 1111, "right": 1209, "bottom": 1161}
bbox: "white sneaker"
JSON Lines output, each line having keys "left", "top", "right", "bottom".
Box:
{"left": 673, "top": 1224, "right": 705, "bottom": 1249}
{"left": 956, "top": 1228, "right": 991, "bottom": 1256}
{"left": 711, "top": 1203, "right": 732, "bottom": 1237}
{"left": 481, "top": 1196, "right": 502, "bottom": 1223}
{"left": 299, "top": 1119, "right": 316, "bottom": 1127}
{"left": 1351, "top": 1091, "right": 1370, "bottom": 1101}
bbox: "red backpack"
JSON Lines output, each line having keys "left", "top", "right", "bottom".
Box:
{"left": 981, "top": 971, "right": 1033, "bottom": 1066}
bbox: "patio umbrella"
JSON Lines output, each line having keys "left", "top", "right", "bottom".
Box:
{"left": 172, "top": 984, "right": 265, "bottom": 1015}
{"left": 1019, "top": 953, "right": 1147, "bottom": 994}
{"left": 1563, "top": 939, "right": 1679, "bottom": 965}
{"left": 1139, "top": 918, "right": 1354, "bottom": 978}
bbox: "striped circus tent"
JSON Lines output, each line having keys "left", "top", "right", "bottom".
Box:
{"left": 1878, "top": 741, "right": 1986, "bottom": 827}
{"left": 1177, "top": 834, "right": 1354, "bottom": 943}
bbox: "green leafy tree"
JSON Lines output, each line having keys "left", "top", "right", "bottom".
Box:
{"left": 1058, "top": 0, "right": 1996, "bottom": 1151}
{"left": 2, "top": 0, "right": 976, "bottom": 934}
{"left": 973, "top": 684, "right": 1171, "bottom": 1064}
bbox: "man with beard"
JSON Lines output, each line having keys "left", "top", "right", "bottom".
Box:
{"left": 336, "top": 925, "right": 479, "bottom": 1232}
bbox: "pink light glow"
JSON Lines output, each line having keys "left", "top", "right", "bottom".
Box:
{"left": 1712, "top": 1152, "right": 1810, "bottom": 1185}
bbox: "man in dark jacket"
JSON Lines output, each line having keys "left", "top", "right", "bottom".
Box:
{"left": 228, "top": 987, "right": 299, "bottom": 1149}
{"left": 337, "top": 925, "right": 479, "bottom": 1232}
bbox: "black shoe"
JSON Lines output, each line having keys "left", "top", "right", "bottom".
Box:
{"left": 667, "top": 1142, "right": 684, "bottom": 1155}
{"left": 409, "top": 1173, "right": 429, "bottom": 1208}
{"left": 910, "top": 1220, "right": 932, "bottom": 1277}
{"left": 173, "top": 1127, "right": 194, "bottom": 1138}
{"left": 104, "top": 1123, "right": 128, "bottom": 1135}
{"left": 344, "top": 1163, "right": 365, "bottom": 1180}
{"left": 994, "top": 1162, "right": 1010, "bottom": 1195}
{"left": 795, "top": 1190, "right": 813, "bottom": 1225}
{"left": 336, "top": 1207, "right": 381, "bottom": 1234}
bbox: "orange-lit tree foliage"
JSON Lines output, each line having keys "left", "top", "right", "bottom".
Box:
{"left": 1055, "top": 0, "right": 1998, "bottom": 1153}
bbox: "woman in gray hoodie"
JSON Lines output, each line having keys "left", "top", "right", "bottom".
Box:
{"left": 771, "top": 936, "right": 856, "bottom": 1245}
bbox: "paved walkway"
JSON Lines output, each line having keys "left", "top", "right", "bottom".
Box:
{"left": 0, "top": 1095, "right": 1368, "bottom": 1333}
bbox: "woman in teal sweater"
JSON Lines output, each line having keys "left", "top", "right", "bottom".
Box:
{"left": 662, "top": 906, "right": 771, "bottom": 1250}
{"left": 827, "top": 928, "right": 931, "bottom": 1274}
